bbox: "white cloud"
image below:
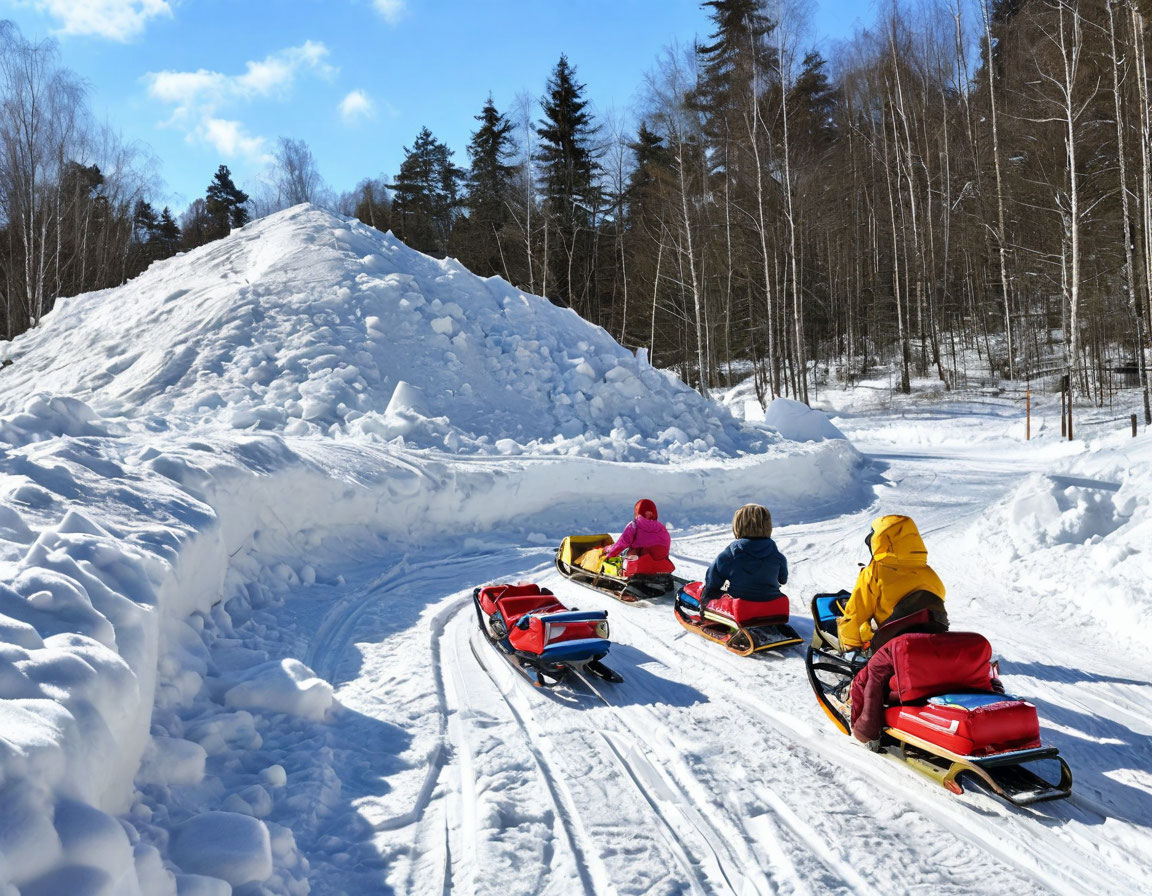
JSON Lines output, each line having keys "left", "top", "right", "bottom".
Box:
{"left": 145, "top": 42, "right": 334, "bottom": 162}
{"left": 27, "top": 0, "right": 173, "bottom": 41}
{"left": 200, "top": 118, "right": 272, "bottom": 164}
{"left": 338, "top": 90, "right": 375, "bottom": 126}
{"left": 372, "top": 0, "right": 405, "bottom": 25}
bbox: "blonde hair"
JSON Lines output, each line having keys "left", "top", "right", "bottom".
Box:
{"left": 732, "top": 504, "right": 772, "bottom": 539}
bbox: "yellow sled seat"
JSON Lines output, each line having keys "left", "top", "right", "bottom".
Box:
{"left": 558, "top": 534, "right": 614, "bottom": 573}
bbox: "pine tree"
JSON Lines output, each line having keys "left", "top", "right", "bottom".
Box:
{"left": 459, "top": 95, "right": 517, "bottom": 277}
{"left": 536, "top": 54, "right": 601, "bottom": 310}
{"left": 788, "top": 52, "right": 839, "bottom": 159}
{"left": 205, "top": 164, "right": 250, "bottom": 240}
{"left": 156, "top": 206, "right": 181, "bottom": 257}
{"left": 391, "top": 127, "right": 463, "bottom": 256}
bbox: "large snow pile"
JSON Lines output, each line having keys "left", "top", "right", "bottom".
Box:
{"left": 0, "top": 206, "right": 868, "bottom": 894}
{"left": 0, "top": 205, "right": 763, "bottom": 462}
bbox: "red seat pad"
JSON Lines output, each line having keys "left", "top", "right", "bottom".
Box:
{"left": 889, "top": 632, "right": 993, "bottom": 703}
{"left": 478, "top": 583, "right": 553, "bottom": 616}
{"left": 885, "top": 698, "right": 1041, "bottom": 756}
{"left": 495, "top": 595, "right": 565, "bottom": 627}
{"left": 625, "top": 554, "right": 676, "bottom": 576}
{"left": 508, "top": 614, "right": 600, "bottom": 654}
{"left": 707, "top": 594, "right": 790, "bottom": 625}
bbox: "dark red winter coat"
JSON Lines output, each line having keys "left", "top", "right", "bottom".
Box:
{"left": 850, "top": 613, "right": 989, "bottom": 743}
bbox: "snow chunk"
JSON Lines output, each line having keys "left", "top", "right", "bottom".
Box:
{"left": 169, "top": 812, "right": 272, "bottom": 887}
{"left": 222, "top": 658, "right": 336, "bottom": 721}
{"left": 764, "top": 398, "right": 846, "bottom": 442}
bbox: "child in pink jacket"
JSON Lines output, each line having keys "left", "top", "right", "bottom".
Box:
{"left": 605, "top": 499, "right": 671, "bottom": 562}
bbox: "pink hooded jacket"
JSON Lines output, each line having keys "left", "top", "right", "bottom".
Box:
{"left": 605, "top": 516, "right": 671, "bottom": 559}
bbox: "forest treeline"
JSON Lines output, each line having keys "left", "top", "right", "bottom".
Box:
{"left": 3, "top": 1, "right": 1152, "bottom": 419}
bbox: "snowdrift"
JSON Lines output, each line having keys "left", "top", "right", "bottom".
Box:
{"left": 0, "top": 205, "right": 867, "bottom": 894}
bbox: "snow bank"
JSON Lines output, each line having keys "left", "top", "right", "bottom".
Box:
{"left": 0, "top": 205, "right": 867, "bottom": 893}
{"left": 973, "top": 431, "right": 1152, "bottom": 646}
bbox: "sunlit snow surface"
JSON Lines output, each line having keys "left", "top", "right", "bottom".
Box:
{"left": 1, "top": 205, "right": 1150, "bottom": 894}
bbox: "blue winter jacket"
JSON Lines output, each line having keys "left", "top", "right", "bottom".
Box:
{"left": 702, "top": 537, "right": 789, "bottom": 602}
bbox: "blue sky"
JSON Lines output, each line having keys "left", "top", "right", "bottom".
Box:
{"left": 0, "top": 0, "right": 872, "bottom": 213}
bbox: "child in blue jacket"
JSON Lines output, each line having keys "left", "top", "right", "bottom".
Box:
{"left": 699, "top": 504, "right": 788, "bottom": 609}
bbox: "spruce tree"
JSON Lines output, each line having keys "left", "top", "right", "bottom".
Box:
{"left": 391, "top": 127, "right": 463, "bottom": 256}
{"left": 535, "top": 54, "right": 601, "bottom": 311}
{"left": 459, "top": 95, "right": 517, "bottom": 277}
{"left": 157, "top": 207, "right": 182, "bottom": 258}
{"left": 205, "top": 165, "right": 250, "bottom": 240}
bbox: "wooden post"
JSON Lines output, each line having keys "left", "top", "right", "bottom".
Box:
{"left": 1026, "top": 387, "right": 1031, "bottom": 440}
{"left": 1134, "top": 413, "right": 1139, "bottom": 437}
{"left": 1060, "top": 388, "right": 1066, "bottom": 438}
{"left": 1068, "top": 392, "right": 1074, "bottom": 441}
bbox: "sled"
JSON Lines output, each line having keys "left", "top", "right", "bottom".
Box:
{"left": 555, "top": 534, "right": 686, "bottom": 602}
{"left": 473, "top": 582, "right": 623, "bottom": 687}
{"left": 804, "top": 592, "right": 1072, "bottom": 806}
{"left": 673, "top": 581, "right": 801, "bottom": 657}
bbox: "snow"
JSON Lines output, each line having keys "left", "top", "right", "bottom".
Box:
{"left": 0, "top": 204, "right": 1149, "bottom": 893}
{"left": 763, "top": 397, "right": 847, "bottom": 442}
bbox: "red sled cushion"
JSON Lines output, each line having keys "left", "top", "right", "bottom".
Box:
{"left": 478, "top": 583, "right": 552, "bottom": 616}
{"left": 707, "top": 594, "right": 790, "bottom": 626}
{"left": 889, "top": 632, "right": 992, "bottom": 703}
{"left": 885, "top": 695, "right": 1041, "bottom": 756}
{"left": 625, "top": 554, "right": 675, "bottom": 576}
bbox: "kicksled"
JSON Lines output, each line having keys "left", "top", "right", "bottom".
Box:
{"left": 473, "top": 582, "right": 624, "bottom": 688}
{"left": 804, "top": 591, "right": 1072, "bottom": 806}
{"left": 673, "top": 581, "right": 802, "bottom": 656}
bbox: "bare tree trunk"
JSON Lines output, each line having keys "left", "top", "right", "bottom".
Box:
{"left": 1109, "top": 0, "right": 1152, "bottom": 423}
{"left": 982, "top": 0, "right": 1016, "bottom": 380}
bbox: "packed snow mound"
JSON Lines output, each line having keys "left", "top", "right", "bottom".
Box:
{"left": 764, "top": 398, "right": 846, "bottom": 442}
{"left": 965, "top": 431, "right": 1151, "bottom": 647}
{"left": 0, "top": 204, "right": 768, "bottom": 462}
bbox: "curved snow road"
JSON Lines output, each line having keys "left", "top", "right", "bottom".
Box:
{"left": 278, "top": 406, "right": 1152, "bottom": 895}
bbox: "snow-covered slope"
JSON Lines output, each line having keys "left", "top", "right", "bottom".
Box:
{"left": 0, "top": 206, "right": 868, "bottom": 895}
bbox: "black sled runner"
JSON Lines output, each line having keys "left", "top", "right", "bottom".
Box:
{"left": 805, "top": 591, "right": 1072, "bottom": 807}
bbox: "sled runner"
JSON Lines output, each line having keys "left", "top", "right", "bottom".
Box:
{"left": 473, "top": 582, "right": 623, "bottom": 687}
{"left": 805, "top": 592, "right": 1072, "bottom": 806}
{"left": 673, "top": 581, "right": 802, "bottom": 656}
{"left": 555, "top": 534, "right": 686, "bottom": 602}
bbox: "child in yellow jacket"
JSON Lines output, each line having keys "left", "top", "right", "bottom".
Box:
{"left": 838, "top": 514, "right": 948, "bottom": 650}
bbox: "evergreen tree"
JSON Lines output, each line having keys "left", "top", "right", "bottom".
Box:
{"left": 459, "top": 95, "right": 517, "bottom": 277}
{"left": 788, "top": 51, "right": 839, "bottom": 159}
{"left": 691, "top": 0, "right": 777, "bottom": 145}
{"left": 132, "top": 199, "right": 158, "bottom": 244}
{"left": 536, "top": 54, "right": 601, "bottom": 310}
{"left": 391, "top": 127, "right": 463, "bottom": 256}
{"left": 156, "top": 206, "right": 181, "bottom": 257}
{"left": 204, "top": 164, "right": 250, "bottom": 240}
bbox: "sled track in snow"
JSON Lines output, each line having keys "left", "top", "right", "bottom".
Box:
{"left": 464, "top": 627, "right": 607, "bottom": 895}
{"left": 657, "top": 624, "right": 1129, "bottom": 896}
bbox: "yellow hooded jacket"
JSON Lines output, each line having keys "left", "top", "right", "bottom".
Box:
{"left": 838, "top": 515, "right": 945, "bottom": 649}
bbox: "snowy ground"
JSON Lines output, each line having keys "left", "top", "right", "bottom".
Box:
{"left": 1, "top": 206, "right": 1150, "bottom": 894}
{"left": 252, "top": 390, "right": 1152, "bottom": 896}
